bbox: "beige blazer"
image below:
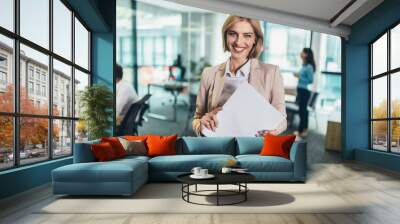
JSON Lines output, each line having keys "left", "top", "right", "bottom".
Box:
{"left": 192, "top": 58, "right": 287, "bottom": 136}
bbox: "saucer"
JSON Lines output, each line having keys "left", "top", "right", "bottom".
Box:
{"left": 190, "top": 174, "right": 215, "bottom": 179}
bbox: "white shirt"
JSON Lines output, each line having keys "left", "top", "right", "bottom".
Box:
{"left": 217, "top": 58, "right": 251, "bottom": 107}
{"left": 116, "top": 79, "right": 139, "bottom": 120}
{"left": 225, "top": 58, "right": 251, "bottom": 79}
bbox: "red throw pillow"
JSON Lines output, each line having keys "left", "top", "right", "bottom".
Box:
{"left": 259, "top": 134, "right": 296, "bottom": 159}
{"left": 91, "top": 142, "right": 117, "bottom": 161}
{"left": 101, "top": 137, "right": 126, "bottom": 158}
{"left": 147, "top": 134, "right": 177, "bottom": 157}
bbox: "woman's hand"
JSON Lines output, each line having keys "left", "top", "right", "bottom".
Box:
{"left": 256, "top": 129, "right": 279, "bottom": 136}
{"left": 200, "top": 107, "right": 222, "bottom": 131}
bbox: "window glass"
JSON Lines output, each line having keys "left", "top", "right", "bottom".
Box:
{"left": 75, "top": 120, "right": 87, "bottom": 143}
{"left": 391, "top": 120, "right": 400, "bottom": 153}
{"left": 53, "top": 0, "right": 72, "bottom": 60}
{"left": 391, "top": 24, "right": 400, "bottom": 70}
{"left": 74, "top": 18, "right": 89, "bottom": 70}
{"left": 391, "top": 72, "right": 400, "bottom": 118}
{"left": 0, "top": 116, "right": 13, "bottom": 170}
{"left": 53, "top": 59, "right": 72, "bottom": 117}
{"left": 53, "top": 119, "right": 72, "bottom": 157}
{"left": 319, "top": 34, "right": 341, "bottom": 72}
{"left": 372, "top": 34, "right": 387, "bottom": 76}
{"left": 372, "top": 121, "right": 388, "bottom": 151}
{"left": 0, "top": 34, "right": 14, "bottom": 113}
{"left": 19, "top": 117, "right": 49, "bottom": 165}
{"left": 74, "top": 69, "right": 89, "bottom": 118}
{"left": 264, "top": 23, "right": 311, "bottom": 71}
{"left": 0, "top": 0, "right": 14, "bottom": 31}
{"left": 372, "top": 77, "right": 387, "bottom": 119}
{"left": 20, "top": 44, "right": 49, "bottom": 115}
{"left": 20, "top": 0, "right": 49, "bottom": 49}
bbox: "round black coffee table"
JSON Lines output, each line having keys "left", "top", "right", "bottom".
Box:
{"left": 177, "top": 173, "right": 255, "bottom": 206}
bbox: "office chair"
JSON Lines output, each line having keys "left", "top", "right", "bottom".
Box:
{"left": 117, "top": 94, "right": 151, "bottom": 136}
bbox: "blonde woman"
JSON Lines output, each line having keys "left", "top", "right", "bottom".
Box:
{"left": 192, "top": 15, "right": 287, "bottom": 136}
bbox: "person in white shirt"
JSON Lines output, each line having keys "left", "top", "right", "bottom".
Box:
{"left": 116, "top": 64, "right": 139, "bottom": 125}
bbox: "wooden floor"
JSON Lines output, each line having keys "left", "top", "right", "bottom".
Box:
{"left": 1, "top": 161, "right": 400, "bottom": 224}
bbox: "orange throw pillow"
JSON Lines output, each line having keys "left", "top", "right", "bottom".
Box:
{"left": 147, "top": 134, "right": 177, "bottom": 157}
{"left": 259, "top": 134, "right": 296, "bottom": 159}
{"left": 124, "top": 135, "right": 148, "bottom": 141}
{"left": 91, "top": 142, "right": 117, "bottom": 162}
{"left": 101, "top": 137, "right": 126, "bottom": 158}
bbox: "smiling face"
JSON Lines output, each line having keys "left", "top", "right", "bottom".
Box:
{"left": 226, "top": 20, "right": 256, "bottom": 61}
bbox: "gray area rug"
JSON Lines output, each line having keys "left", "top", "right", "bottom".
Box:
{"left": 37, "top": 183, "right": 362, "bottom": 214}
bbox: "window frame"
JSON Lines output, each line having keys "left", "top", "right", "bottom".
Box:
{"left": 369, "top": 19, "right": 400, "bottom": 154}
{"left": 0, "top": 0, "right": 92, "bottom": 171}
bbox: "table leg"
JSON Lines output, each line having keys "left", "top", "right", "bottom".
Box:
{"left": 187, "top": 184, "right": 190, "bottom": 202}
{"left": 195, "top": 184, "right": 197, "bottom": 192}
{"left": 245, "top": 183, "right": 247, "bottom": 201}
{"left": 217, "top": 184, "right": 219, "bottom": 206}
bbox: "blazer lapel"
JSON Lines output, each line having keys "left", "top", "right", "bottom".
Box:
{"left": 249, "top": 59, "right": 265, "bottom": 97}
{"left": 211, "top": 62, "right": 226, "bottom": 109}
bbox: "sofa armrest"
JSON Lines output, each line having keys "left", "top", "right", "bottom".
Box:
{"left": 289, "top": 140, "right": 307, "bottom": 181}
{"left": 73, "top": 140, "right": 100, "bottom": 163}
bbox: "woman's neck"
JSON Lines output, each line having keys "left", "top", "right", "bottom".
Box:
{"left": 229, "top": 57, "right": 248, "bottom": 75}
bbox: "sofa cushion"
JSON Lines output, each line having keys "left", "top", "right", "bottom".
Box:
{"left": 147, "top": 135, "right": 178, "bottom": 157}
{"left": 236, "top": 155, "right": 293, "bottom": 172}
{"left": 260, "top": 134, "right": 296, "bottom": 159}
{"left": 148, "top": 154, "right": 235, "bottom": 172}
{"left": 115, "top": 155, "right": 150, "bottom": 163}
{"left": 236, "top": 137, "right": 264, "bottom": 155}
{"left": 118, "top": 138, "right": 147, "bottom": 156}
{"left": 178, "top": 137, "right": 236, "bottom": 155}
{"left": 124, "top": 135, "right": 148, "bottom": 141}
{"left": 101, "top": 137, "right": 127, "bottom": 158}
{"left": 91, "top": 142, "right": 118, "bottom": 161}
{"left": 53, "top": 158, "right": 147, "bottom": 183}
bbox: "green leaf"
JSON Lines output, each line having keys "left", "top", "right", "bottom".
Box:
{"left": 79, "top": 84, "right": 113, "bottom": 140}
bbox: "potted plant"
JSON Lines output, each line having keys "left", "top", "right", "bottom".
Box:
{"left": 79, "top": 84, "right": 113, "bottom": 140}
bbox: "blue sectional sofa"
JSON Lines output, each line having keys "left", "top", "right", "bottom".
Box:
{"left": 52, "top": 137, "right": 306, "bottom": 196}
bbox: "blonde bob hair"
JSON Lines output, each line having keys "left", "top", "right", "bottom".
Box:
{"left": 222, "top": 15, "right": 264, "bottom": 59}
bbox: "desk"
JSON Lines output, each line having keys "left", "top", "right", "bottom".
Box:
{"left": 147, "top": 81, "right": 189, "bottom": 122}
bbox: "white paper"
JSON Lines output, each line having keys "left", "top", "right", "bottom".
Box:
{"left": 202, "top": 82, "right": 285, "bottom": 137}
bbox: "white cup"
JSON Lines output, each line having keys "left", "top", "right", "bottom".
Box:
{"left": 221, "top": 167, "right": 232, "bottom": 174}
{"left": 200, "top": 169, "right": 208, "bottom": 176}
{"left": 191, "top": 167, "right": 202, "bottom": 176}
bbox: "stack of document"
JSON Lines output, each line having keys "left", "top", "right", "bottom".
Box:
{"left": 202, "top": 82, "right": 285, "bottom": 137}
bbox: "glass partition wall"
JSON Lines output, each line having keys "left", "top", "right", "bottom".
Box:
{"left": 116, "top": 0, "right": 342, "bottom": 136}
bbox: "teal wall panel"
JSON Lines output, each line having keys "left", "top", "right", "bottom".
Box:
{"left": 0, "top": 158, "right": 72, "bottom": 199}
{"left": 344, "top": 0, "right": 400, "bottom": 171}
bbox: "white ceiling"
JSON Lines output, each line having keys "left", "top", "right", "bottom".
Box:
{"left": 166, "top": 0, "right": 384, "bottom": 38}
{"left": 226, "top": 0, "right": 352, "bottom": 24}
